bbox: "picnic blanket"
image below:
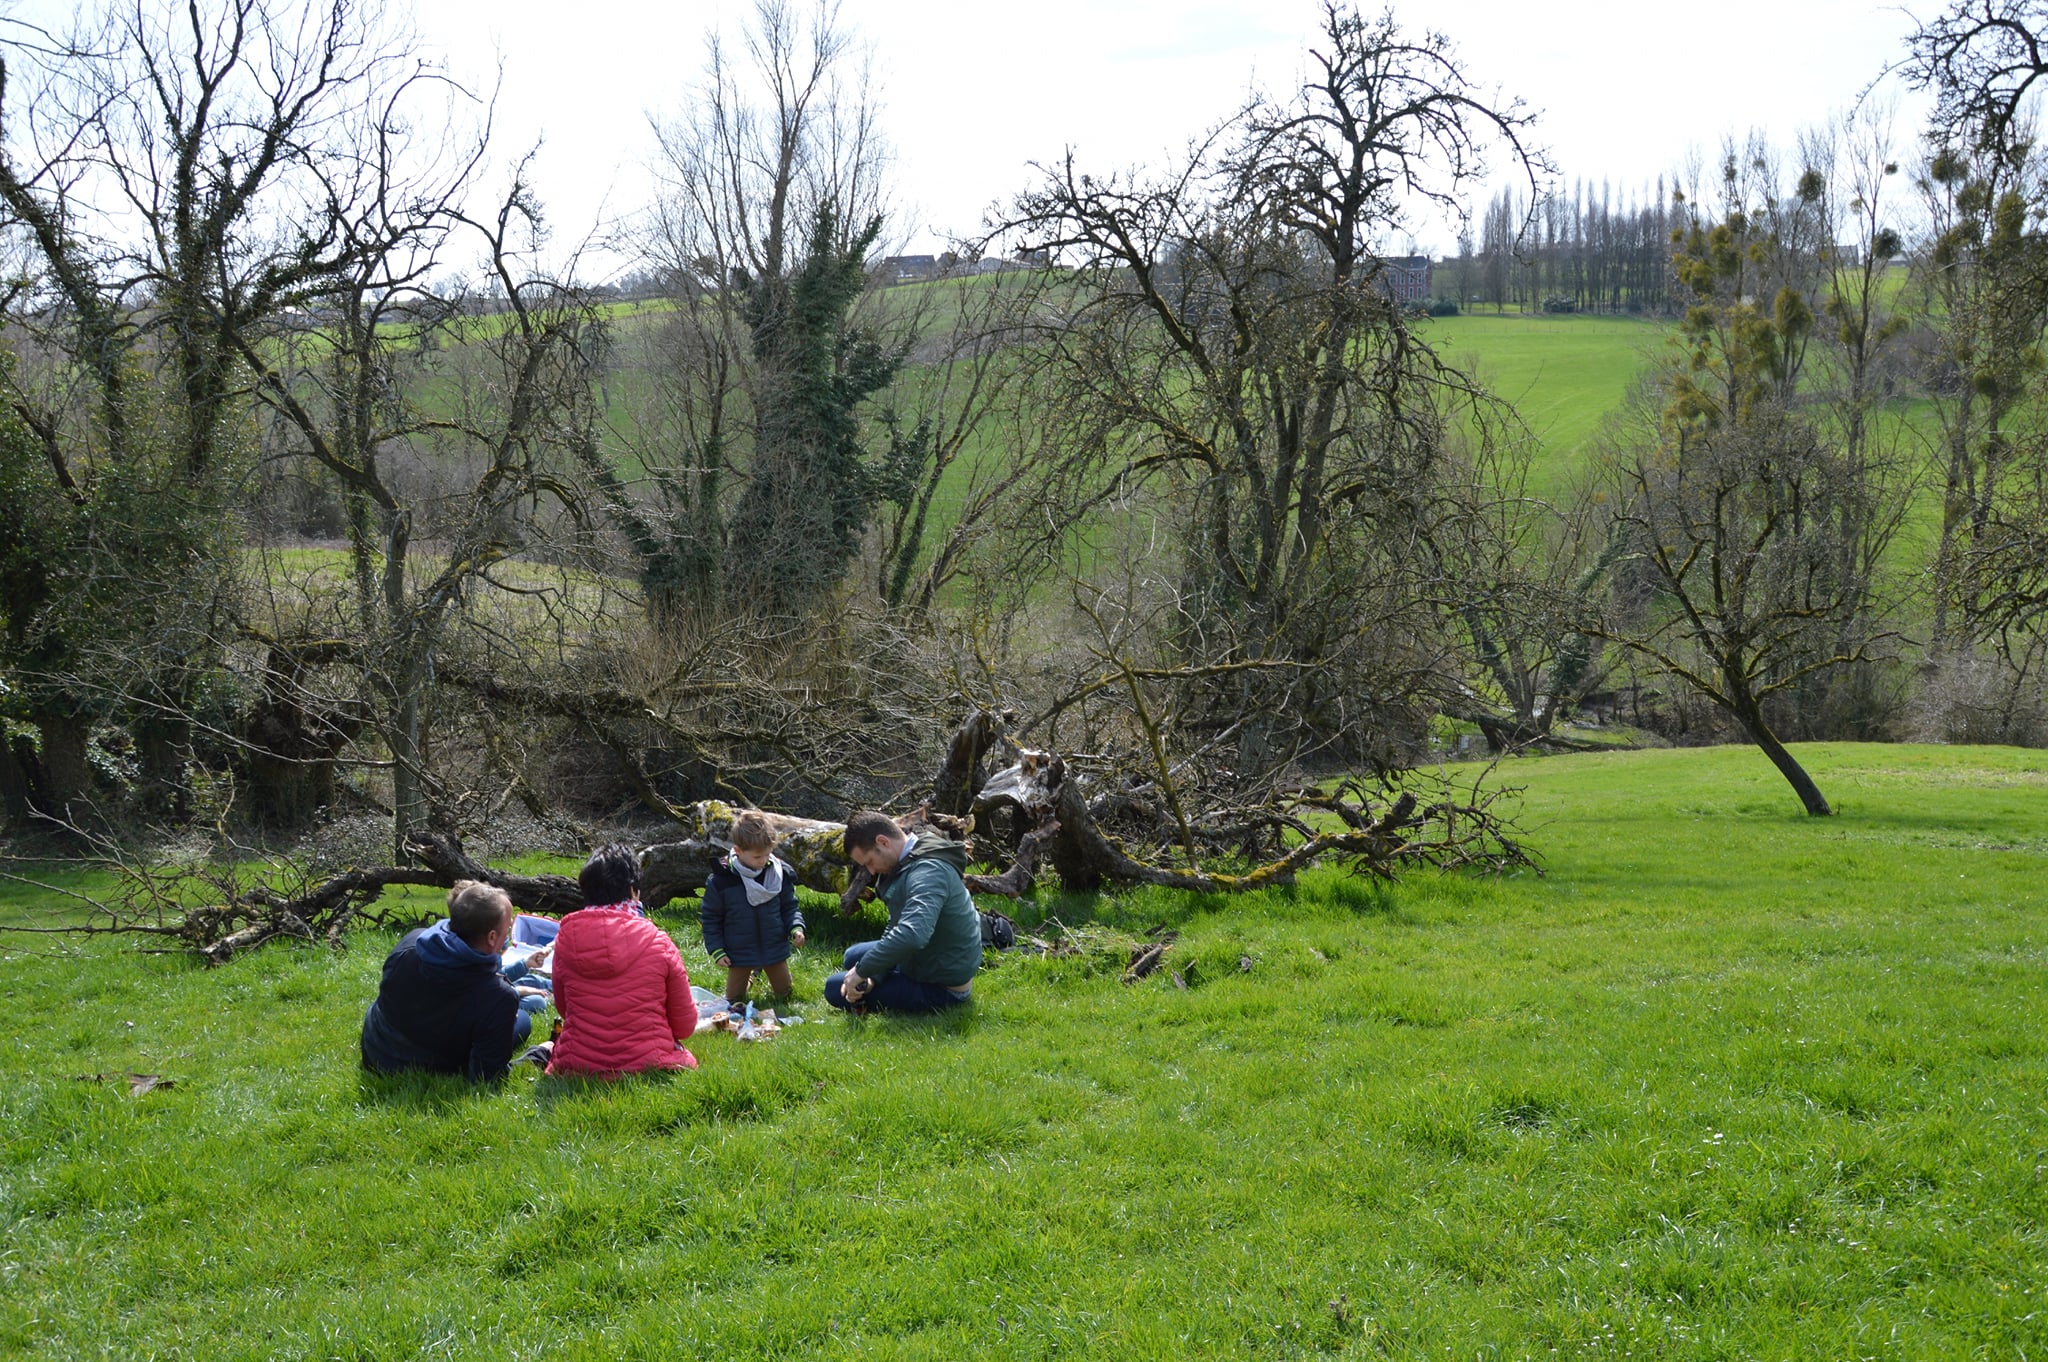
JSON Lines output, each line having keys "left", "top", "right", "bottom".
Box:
{"left": 689, "top": 986, "right": 802, "bottom": 1040}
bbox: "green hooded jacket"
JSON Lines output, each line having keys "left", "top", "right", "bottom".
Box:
{"left": 859, "top": 836, "right": 982, "bottom": 987}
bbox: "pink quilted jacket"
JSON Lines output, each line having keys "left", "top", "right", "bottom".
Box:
{"left": 546, "top": 907, "right": 698, "bottom": 1075}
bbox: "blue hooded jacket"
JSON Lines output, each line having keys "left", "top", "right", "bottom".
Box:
{"left": 360, "top": 920, "right": 521, "bottom": 1082}
{"left": 700, "top": 855, "right": 804, "bottom": 969}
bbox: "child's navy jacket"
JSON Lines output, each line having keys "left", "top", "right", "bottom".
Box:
{"left": 700, "top": 855, "right": 803, "bottom": 968}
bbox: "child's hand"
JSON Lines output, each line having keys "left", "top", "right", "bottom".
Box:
{"left": 789, "top": 929, "right": 806, "bottom": 949}
{"left": 711, "top": 951, "right": 732, "bottom": 969}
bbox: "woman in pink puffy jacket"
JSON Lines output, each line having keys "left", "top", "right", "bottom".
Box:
{"left": 546, "top": 843, "right": 698, "bottom": 1076}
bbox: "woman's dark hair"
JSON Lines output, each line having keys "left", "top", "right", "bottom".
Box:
{"left": 578, "top": 842, "right": 641, "bottom": 908}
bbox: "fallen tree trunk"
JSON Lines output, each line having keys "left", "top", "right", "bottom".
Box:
{"left": 638, "top": 799, "right": 1016, "bottom": 914}
{"left": 931, "top": 708, "right": 999, "bottom": 816}
{"left": 184, "top": 831, "right": 583, "bottom": 963}
{"left": 967, "top": 750, "right": 1532, "bottom": 895}
{"left": 81, "top": 733, "right": 1527, "bottom": 962}
{"left": 634, "top": 709, "right": 1011, "bottom": 909}
{"left": 638, "top": 801, "right": 856, "bottom": 910}
{"left": 635, "top": 744, "right": 1531, "bottom": 910}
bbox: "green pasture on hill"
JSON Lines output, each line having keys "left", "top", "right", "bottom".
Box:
{"left": 282, "top": 283, "right": 1944, "bottom": 536}
{"left": 3, "top": 743, "right": 2045, "bottom": 1358}
{"left": 1423, "top": 311, "right": 1948, "bottom": 572}
{"left": 1423, "top": 313, "right": 1667, "bottom": 491}
{"left": 591, "top": 305, "right": 1677, "bottom": 549}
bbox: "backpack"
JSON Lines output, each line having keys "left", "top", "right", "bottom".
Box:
{"left": 978, "top": 908, "right": 1016, "bottom": 950}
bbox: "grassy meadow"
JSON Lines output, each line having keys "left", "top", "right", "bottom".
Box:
{"left": 1423, "top": 312, "right": 1668, "bottom": 492}
{"left": 2, "top": 743, "right": 2044, "bottom": 1359}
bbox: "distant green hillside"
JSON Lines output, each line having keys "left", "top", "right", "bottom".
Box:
{"left": 586, "top": 288, "right": 1668, "bottom": 506}
{"left": 1421, "top": 312, "right": 1670, "bottom": 495}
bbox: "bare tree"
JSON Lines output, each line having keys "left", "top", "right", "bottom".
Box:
{"left": 1597, "top": 153, "right": 1913, "bottom": 814}
{"left": 865, "top": 265, "right": 1064, "bottom": 617}
{"left": 1430, "top": 441, "right": 1624, "bottom": 752}
{"left": 1803, "top": 108, "right": 1912, "bottom": 469}
{"left": 1909, "top": 0, "right": 2048, "bottom": 154}
{"left": 1788, "top": 108, "right": 1922, "bottom": 739}
{"left": 0, "top": 0, "right": 441, "bottom": 825}
{"left": 234, "top": 157, "right": 619, "bottom": 853}
{"left": 1910, "top": 130, "right": 2048, "bottom": 699}
{"left": 1601, "top": 407, "right": 1902, "bottom": 815}
{"left": 994, "top": 1, "right": 1543, "bottom": 785}
{"left": 595, "top": 0, "right": 904, "bottom": 621}
{"left": 1898, "top": 4, "right": 2048, "bottom": 738}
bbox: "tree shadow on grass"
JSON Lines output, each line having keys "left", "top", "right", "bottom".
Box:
{"left": 799, "top": 899, "right": 889, "bottom": 950}
{"left": 1020, "top": 886, "right": 1202, "bottom": 934}
{"left": 354, "top": 1067, "right": 505, "bottom": 1111}
{"left": 1311, "top": 875, "right": 1406, "bottom": 916}
{"left": 528, "top": 1054, "right": 840, "bottom": 1134}
{"left": 808, "top": 999, "right": 984, "bottom": 1046}
{"left": 530, "top": 1066, "right": 682, "bottom": 1116}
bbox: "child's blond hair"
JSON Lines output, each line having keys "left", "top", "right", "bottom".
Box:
{"left": 731, "top": 810, "right": 776, "bottom": 853}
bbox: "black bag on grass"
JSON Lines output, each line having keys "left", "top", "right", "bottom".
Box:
{"left": 978, "top": 909, "right": 1016, "bottom": 950}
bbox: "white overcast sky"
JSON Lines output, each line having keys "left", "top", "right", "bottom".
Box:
{"left": 5, "top": 0, "right": 1937, "bottom": 275}
{"left": 407, "top": 0, "right": 1931, "bottom": 274}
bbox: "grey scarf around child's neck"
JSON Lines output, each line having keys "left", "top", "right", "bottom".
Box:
{"left": 736, "top": 855, "right": 785, "bottom": 906}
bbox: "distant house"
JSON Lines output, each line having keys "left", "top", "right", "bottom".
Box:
{"left": 1375, "top": 255, "right": 1434, "bottom": 304}
{"left": 878, "top": 254, "right": 940, "bottom": 282}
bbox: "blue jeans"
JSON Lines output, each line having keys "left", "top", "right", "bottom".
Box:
{"left": 824, "top": 942, "right": 971, "bottom": 1015}
{"left": 512, "top": 992, "right": 549, "bottom": 1045}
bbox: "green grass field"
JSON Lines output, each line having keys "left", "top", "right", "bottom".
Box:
{"left": 3, "top": 743, "right": 2044, "bottom": 1358}
{"left": 1423, "top": 312, "right": 1668, "bottom": 493}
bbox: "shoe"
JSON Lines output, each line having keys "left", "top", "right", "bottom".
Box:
{"left": 516, "top": 1042, "right": 552, "bottom": 1068}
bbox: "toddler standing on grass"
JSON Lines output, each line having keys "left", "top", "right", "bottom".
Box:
{"left": 701, "top": 811, "right": 806, "bottom": 1005}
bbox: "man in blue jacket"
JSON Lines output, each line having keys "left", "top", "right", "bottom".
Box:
{"left": 360, "top": 881, "right": 524, "bottom": 1082}
{"left": 826, "top": 811, "right": 982, "bottom": 1014}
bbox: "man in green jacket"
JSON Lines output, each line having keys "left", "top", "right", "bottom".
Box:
{"left": 827, "top": 810, "right": 982, "bottom": 1013}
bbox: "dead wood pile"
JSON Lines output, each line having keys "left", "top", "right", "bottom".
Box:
{"left": 8, "top": 713, "right": 1530, "bottom": 961}
{"left": 634, "top": 717, "right": 1533, "bottom": 909}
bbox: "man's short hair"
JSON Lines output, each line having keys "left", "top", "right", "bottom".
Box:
{"left": 448, "top": 880, "right": 512, "bottom": 947}
{"left": 578, "top": 842, "right": 641, "bottom": 907}
{"left": 731, "top": 811, "right": 776, "bottom": 852}
{"left": 842, "top": 811, "right": 901, "bottom": 854}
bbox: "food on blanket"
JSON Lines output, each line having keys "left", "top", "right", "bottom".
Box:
{"left": 694, "top": 999, "right": 791, "bottom": 1040}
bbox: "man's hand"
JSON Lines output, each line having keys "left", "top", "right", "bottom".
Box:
{"left": 841, "top": 969, "right": 871, "bottom": 1003}
{"left": 528, "top": 945, "right": 552, "bottom": 970}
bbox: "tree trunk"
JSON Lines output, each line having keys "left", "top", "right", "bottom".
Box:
{"left": 133, "top": 714, "right": 191, "bottom": 823}
{"left": 246, "top": 750, "right": 338, "bottom": 830}
{"left": 930, "top": 709, "right": 998, "bottom": 816}
{"left": 31, "top": 713, "right": 94, "bottom": 825}
{"left": 389, "top": 657, "right": 426, "bottom": 862}
{"left": 1733, "top": 700, "right": 1833, "bottom": 816}
{"left": 241, "top": 640, "right": 356, "bottom": 829}
{"left": 967, "top": 751, "right": 1456, "bottom": 894}
{"left": 0, "top": 734, "right": 30, "bottom": 823}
